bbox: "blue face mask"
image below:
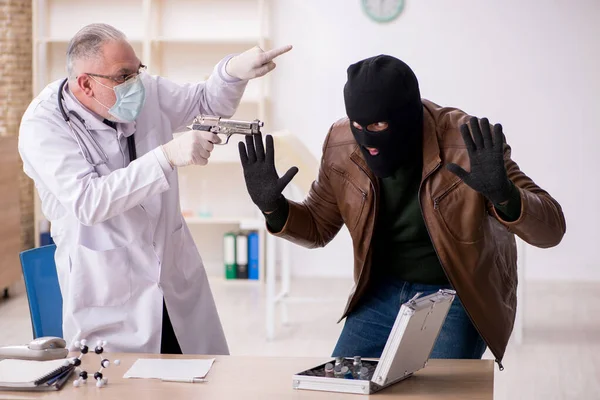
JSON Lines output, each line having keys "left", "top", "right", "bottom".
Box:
{"left": 91, "top": 75, "right": 146, "bottom": 123}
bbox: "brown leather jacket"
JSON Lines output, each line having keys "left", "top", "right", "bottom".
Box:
{"left": 270, "top": 99, "right": 566, "bottom": 366}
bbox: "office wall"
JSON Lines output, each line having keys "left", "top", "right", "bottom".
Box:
{"left": 0, "top": 0, "right": 34, "bottom": 253}
{"left": 268, "top": 0, "right": 600, "bottom": 280}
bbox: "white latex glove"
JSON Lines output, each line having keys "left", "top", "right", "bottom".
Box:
{"left": 225, "top": 45, "right": 293, "bottom": 80}
{"left": 161, "top": 131, "right": 222, "bottom": 167}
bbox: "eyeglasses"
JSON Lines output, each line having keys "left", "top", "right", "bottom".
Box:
{"left": 85, "top": 64, "right": 147, "bottom": 85}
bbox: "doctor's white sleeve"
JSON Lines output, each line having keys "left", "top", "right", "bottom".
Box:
{"left": 153, "top": 55, "right": 249, "bottom": 132}
{"left": 19, "top": 119, "right": 171, "bottom": 226}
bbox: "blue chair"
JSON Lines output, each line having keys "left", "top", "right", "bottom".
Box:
{"left": 19, "top": 244, "right": 63, "bottom": 339}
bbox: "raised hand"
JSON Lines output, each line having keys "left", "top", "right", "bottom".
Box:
{"left": 226, "top": 45, "right": 293, "bottom": 80}
{"left": 446, "top": 117, "right": 513, "bottom": 205}
{"left": 238, "top": 134, "right": 298, "bottom": 213}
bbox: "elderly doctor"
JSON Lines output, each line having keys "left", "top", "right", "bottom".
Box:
{"left": 18, "top": 23, "right": 291, "bottom": 355}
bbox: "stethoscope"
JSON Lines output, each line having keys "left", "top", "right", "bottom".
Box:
{"left": 57, "top": 78, "right": 137, "bottom": 166}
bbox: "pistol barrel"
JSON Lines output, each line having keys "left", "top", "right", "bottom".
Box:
{"left": 188, "top": 115, "right": 263, "bottom": 135}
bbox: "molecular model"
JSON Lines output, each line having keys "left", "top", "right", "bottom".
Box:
{"left": 70, "top": 339, "right": 121, "bottom": 388}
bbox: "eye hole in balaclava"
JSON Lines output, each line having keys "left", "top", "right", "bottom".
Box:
{"left": 343, "top": 54, "right": 424, "bottom": 178}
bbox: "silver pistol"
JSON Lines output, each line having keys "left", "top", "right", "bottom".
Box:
{"left": 186, "top": 115, "right": 264, "bottom": 145}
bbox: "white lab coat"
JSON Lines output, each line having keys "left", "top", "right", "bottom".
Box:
{"left": 18, "top": 57, "right": 247, "bottom": 354}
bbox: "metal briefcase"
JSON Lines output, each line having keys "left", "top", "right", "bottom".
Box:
{"left": 292, "top": 289, "right": 456, "bottom": 395}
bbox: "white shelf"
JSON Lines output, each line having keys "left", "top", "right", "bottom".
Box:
{"left": 211, "top": 276, "right": 262, "bottom": 285}
{"left": 214, "top": 144, "right": 248, "bottom": 163}
{"left": 46, "top": 0, "right": 145, "bottom": 41}
{"left": 154, "top": 0, "right": 262, "bottom": 43}
{"left": 152, "top": 37, "right": 262, "bottom": 46}
{"left": 184, "top": 217, "right": 263, "bottom": 230}
{"left": 239, "top": 98, "right": 263, "bottom": 106}
{"left": 37, "top": 38, "right": 145, "bottom": 44}
{"left": 240, "top": 89, "right": 262, "bottom": 105}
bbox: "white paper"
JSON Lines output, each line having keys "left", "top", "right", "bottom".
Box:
{"left": 123, "top": 358, "right": 215, "bottom": 380}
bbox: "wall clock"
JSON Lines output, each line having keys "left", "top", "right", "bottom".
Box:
{"left": 361, "top": 0, "right": 405, "bottom": 23}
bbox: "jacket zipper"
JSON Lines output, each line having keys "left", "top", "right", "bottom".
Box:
{"left": 419, "top": 162, "right": 505, "bottom": 371}
{"left": 344, "top": 160, "right": 377, "bottom": 317}
{"left": 331, "top": 166, "right": 368, "bottom": 198}
{"left": 433, "top": 179, "right": 462, "bottom": 210}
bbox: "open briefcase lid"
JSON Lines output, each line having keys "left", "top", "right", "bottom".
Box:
{"left": 369, "top": 289, "right": 456, "bottom": 388}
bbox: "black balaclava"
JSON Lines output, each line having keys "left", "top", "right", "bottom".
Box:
{"left": 343, "top": 55, "right": 424, "bottom": 178}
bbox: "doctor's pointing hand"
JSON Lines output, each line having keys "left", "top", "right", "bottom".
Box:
{"left": 160, "top": 44, "right": 292, "bottom": 168}
{"left": 18, "top": 23, "right": 291, "bottom": 355}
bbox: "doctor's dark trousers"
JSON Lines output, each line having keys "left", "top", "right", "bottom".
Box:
{"left": 161, "top": 299, "right": 182, "bottom": 354}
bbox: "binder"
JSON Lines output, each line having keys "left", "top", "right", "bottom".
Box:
{"left": 248, "top": 231, "right": 259, "bottom": 280}
{"left": 235, "top": 232, "right": 249, "bottom": 279}
{"left": 39, "top": 219, "right": 54, "bottom": 246}
{"left": 223, "top": 232, "right": 236, "bottom": 279}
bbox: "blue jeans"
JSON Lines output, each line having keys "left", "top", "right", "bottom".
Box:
{"left": 332, "top": 279, "right": 487, "bottom": 359}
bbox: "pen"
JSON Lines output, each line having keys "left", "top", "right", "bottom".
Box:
{"left": 161, "top": 378, "right": 207, "bottom": 383}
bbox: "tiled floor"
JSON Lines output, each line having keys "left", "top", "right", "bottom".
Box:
{"left": 1, "top": 277, "right": 598, "bottom": 399}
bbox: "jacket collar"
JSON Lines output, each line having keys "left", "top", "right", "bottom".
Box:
{"left": 421, "top": 104, "right": 442, "bottom": 180}
{"left": 350, "top": 104, "right": 441, "bottom": 182}
{"left": 349, "top": 146, "right": 374, "bottom": 182}
{"left": 62, "top": 82, "right": 136, "bottom": 137}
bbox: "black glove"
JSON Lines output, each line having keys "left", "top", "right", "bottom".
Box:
{"left": 238, "top": 134, "right": 298, "bottom": 213}
{"left": 446, "top": 117, "right": 513, "bottom": 205}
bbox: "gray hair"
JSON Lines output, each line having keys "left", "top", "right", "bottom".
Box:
{"left": 66, "top": 23, "right": 127, "bottom": 78}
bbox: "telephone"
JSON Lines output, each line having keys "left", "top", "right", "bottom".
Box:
{"left": 0, "top": 337, "right": 69, "bottom": 361}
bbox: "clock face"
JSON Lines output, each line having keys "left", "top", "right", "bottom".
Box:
{"left": 362, "top": 0, "right": 405, "bottom": 23}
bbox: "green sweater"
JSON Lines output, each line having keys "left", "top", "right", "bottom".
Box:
{"left": 370, "top": 164, "right": 448, "bottom": 284}
{"left": 265, "top": 166, "right": 521, "bottom": 285}
{"left": 371, "top": 164, "right": 521, "bottom": 284}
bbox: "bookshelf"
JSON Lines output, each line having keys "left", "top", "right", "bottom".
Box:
{"left": 31, "top": 0, "right": 273, "bottom": 283}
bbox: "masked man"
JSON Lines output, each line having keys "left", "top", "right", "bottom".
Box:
{"left": 19, "top": 23, "right": 291, "bottom": 354}
{"left": 238, "top": 54, "right": 566, "bottom": 368}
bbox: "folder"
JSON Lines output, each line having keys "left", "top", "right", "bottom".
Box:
{"left": 248, "top": 231, "right": 259, "bottom": 280}
{"left": 223, "top": 232, "right": 236, "bottom": 279}
{"left": 236, "top": 232, "right": 249, "bottom": 279}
